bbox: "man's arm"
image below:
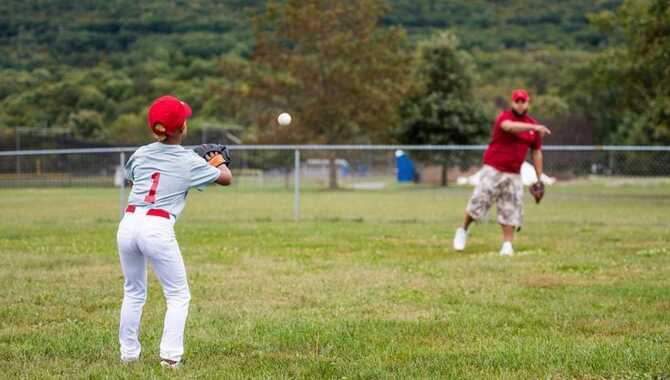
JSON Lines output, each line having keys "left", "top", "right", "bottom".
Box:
{"left": 501, "top": 120, "right": 551, "bottom": 136}
{"left": 532, "top": 149, "right": 543, "bottom": 181}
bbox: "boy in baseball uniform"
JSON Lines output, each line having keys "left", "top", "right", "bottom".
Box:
{"left": 117, "top": 95, "right": 232, "bottom": 368}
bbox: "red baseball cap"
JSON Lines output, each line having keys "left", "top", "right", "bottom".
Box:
{"left": 147, "top": 95, "right": 192, "bottom": 136}
{"left": 511, "top": 89, "right": 529, "bottom": 102}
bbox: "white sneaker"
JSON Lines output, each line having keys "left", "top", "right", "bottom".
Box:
{"left": 453, "top": 228, "right": 467, "bottom": 251}
{"left": 499, "top": 242, "right": 514, "bottom": 256}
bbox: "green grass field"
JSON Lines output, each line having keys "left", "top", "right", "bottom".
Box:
{"left": 1, "top": 182, "right": 669, "bottom": 379}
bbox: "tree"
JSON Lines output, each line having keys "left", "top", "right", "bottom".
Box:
{"left": 574, "top": 0, "right": 670, "bottom": 144}
{"left": 395, "top": 32, "right": 489, "bottom": 185}
{"left": 239, "top": 0, "right": 412, "bottom": 188}
{"left": 68, "top": 110, "right": 105, "bottom": 141}
{"left": 108, "top": 113, "right": 148, "bottom": 144}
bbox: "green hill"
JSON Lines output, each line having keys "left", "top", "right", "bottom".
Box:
{"left": 0, "top": 0, "right": 622, "bottom": 146}
{"left": 0, "top": 0, "right": 621, "bottom": 69}
{"left": 386, "top": 0, "right": 622, "bottom": 50}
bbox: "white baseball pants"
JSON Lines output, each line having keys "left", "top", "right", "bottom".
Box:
{"left": 116, "top": 207, "right": 190, "bottom": 363}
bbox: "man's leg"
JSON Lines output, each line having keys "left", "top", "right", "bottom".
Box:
{"left": 454, "top": 212, "right": 476, "bottom": 251}
{"left": 455, "top": 166, "right": 499, "bottom": 251}
{"left": 501, "top": 224, "right": 515, "bottom": 243}
{"left": 462, "top": 212, "right": 476, "bottom": 231}
{"left": 497, "top": 175, "right": 524, "bottom": 256}
{"left": 499, "top": 224, "right": 515, "bottom": 256}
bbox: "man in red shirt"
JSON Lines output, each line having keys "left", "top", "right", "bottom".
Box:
{"left": 453, "top": 89, "right": 551, "bottom": 256}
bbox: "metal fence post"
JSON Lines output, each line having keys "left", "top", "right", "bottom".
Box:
{"left": 119, "top": 152, "right": 126, "bottom": 219}
{"left": 15, "top": 128, "right": 20, "bottom": 176}
{"left": 294, "top": 149, "right": 300, "bottom": 221}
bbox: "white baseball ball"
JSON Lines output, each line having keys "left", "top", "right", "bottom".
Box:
{"left": 278, "top": 112, "right": 292, "bottom": 126}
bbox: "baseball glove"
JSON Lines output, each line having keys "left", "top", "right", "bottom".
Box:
{"left": 529, "top": 181, "right": 545, "bottom": 204}
{"left": 193, "top": 144, "right": 231, "bottom": 167}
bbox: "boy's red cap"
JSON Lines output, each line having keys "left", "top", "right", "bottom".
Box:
{"left": 147, "top": 95, "right": 192, "bottom": 136}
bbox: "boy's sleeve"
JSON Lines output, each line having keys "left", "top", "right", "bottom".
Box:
{"left": 189, "top": 153, "right": 221, "bottom": 190}
{"left": 123, "top": 153, "right": 135, "bottom": 181}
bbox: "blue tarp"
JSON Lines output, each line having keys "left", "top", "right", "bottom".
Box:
{"left": 395, "top": 150, "right": 415, "bottom": 182}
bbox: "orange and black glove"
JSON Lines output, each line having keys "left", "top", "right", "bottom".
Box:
{"left": 193, "top": 144, "right": 231, "bottom": 167}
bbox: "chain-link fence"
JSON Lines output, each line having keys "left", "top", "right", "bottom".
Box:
{"left": 1, "top": 145, "right": 669, "bottom": 220}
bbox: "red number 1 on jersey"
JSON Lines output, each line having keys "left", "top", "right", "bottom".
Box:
{"left": 144, "top": 172, "right": 161, "bottom": 204}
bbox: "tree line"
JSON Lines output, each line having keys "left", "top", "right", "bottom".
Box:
{"left": 1, "top": 0, "right": 667, "bottom": 152}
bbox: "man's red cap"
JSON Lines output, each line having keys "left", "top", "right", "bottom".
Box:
{"left": 147, "top": 95, "right": 192, "bottom": 136}
{"left": 511, "top": 89, "right": 529, "bottom": 102}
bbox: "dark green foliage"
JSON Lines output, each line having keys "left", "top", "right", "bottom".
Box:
{"left": 0, "top": 0, "right": 625, "bottom": 146}
{"left": 395, "top": 33, "right": 489, "bottom": 183}
{"left": 384, "top": 0, "right": 622, "bottom": 50}
{"left": 0, "top": 1, "right": 262, "bottom": 145}
{"left": 397, "top": 33, "right": 489, "bottom": 146}
{"left": 0, "top": 0, "right": 621, "bottom": 67}
{"left": 569, "top": 0, "right": 670, "bottom": 144}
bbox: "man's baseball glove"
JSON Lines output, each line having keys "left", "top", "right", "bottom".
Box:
{"left": 193, "top": 144, "right": 231, "bottom": 167}
{"left": 529, "top": 181, "right": 545, "bottom": 204}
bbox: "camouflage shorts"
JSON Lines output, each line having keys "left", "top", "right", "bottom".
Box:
{"left": 466, "top": 165, "right": 524, "bottom": 227}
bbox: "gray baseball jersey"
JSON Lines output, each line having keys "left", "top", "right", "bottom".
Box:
{"left": 124, "top": 142, "right": 220, "bottom": 219}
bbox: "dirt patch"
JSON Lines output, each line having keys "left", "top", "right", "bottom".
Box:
{"left": 520, "top": 275, "right": 581, "bottom": 288}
